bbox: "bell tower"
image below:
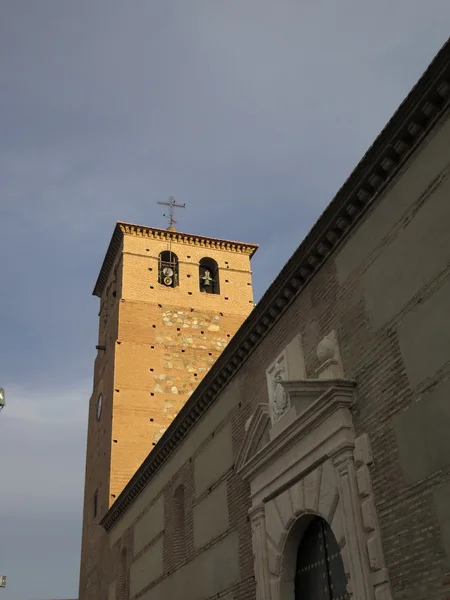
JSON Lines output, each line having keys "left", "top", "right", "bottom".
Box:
{"left": 78, "top": 220, "right": 258, "bottom": 600}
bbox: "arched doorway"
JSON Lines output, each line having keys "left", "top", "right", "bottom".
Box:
{"left": 295, "top": 517, "right": 348, "bottom": 599}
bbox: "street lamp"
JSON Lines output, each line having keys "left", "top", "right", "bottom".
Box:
{"left": 0, "top": 390, "right": 7, "bottom": 589}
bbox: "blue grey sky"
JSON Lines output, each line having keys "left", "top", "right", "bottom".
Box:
{"left": 0, "top": 2, "right": 449, "bottom": 599}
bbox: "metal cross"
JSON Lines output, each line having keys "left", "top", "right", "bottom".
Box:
{"left": 157, "top": 197, "right": 186, "bottom": 230}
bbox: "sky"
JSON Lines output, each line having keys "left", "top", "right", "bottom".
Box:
{"left": 0, "top": 2, "right": 449, "bottom": 599}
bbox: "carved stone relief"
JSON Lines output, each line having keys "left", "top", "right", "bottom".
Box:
{"left": 265, "top": 334, "right": 306, "bottom": 425}
{"left": 266, "top": 355, "right": 290, "bottom": 424}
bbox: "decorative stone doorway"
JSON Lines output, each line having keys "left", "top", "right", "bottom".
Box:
{"left": 236, "top": 331, "right": 393, "bottom": 600}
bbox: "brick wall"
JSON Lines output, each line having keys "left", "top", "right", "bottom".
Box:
{"left": 79, "top": 246, "right": 122, "bottom": 600}
{"left": 79, "top": 231, "right": 256, "bottom": 600}
{"left": 110, "top": 234, "right": 254, "bottom": 502}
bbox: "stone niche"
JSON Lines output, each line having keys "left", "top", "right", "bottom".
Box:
{"left": 237, "top": 331, "right": 392, "bottom": 600}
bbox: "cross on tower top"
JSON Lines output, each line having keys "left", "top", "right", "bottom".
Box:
{"left": 157, "top": 197, "right": 186, "bottom": 231}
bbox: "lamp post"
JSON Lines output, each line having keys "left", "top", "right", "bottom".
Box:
{"left": 0, "top": 389, "right": 6, "bottom": 589}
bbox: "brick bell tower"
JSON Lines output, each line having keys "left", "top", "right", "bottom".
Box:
{"left": 78, "top": 219, "right": 258, "bottom": 600}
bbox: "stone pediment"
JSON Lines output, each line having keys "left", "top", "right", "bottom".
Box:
{"left": 236, "top": 404, "right": 271, "bottom": 472}
{"left": 236, "top": 379, "right": 357, "bottom": 477}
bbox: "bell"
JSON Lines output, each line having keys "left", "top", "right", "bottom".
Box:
{"left": 202, "top": 270, "right": 212, "bottom": 286}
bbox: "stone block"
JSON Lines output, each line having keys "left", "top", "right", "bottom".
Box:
{"left": 134, "top": 494, "right": 164, "bottom": 554}
{"left": 265, "top": 499, "right": 285, "bottom": 549}
{"left": 108, "top": 581, "right": 116, "bottom": 600}
{"left": 398, "top": 275, "right": 450, "bottom": 388}
{"left": 361, "top": 498, "right": 376, "bottom": 532}
{"left": 393, "top": 378, "right": 450, "bottom": 484}
{"left": 274, "top": 489, "right": 294, "bottom": 528}
{"left": 356, "top": 464, "right": 371, "bottom": 498}
{"left": 193, "top": 481, "right": 229, "bottom": 549}
{"left": 194, "top": 423, "right": 233, "bottom": 497}
{"left": 374, "top": 582, "right": 393, "bottom": 600}
{"left": 361, "top": 177, "right": 450, "bottom": 330}
{"left": 130, "top": 536, "right": 164, "bottom": 597}
{"left": 139, "top": 534, "right": 240, "bottom": 600}
{"left": 317, "top": 460, "right": 339, "bottom": 522}
{"left": 367, "top": 534, "right": 384, "bottom": 570}
{"left": 354, "top": 433, "right": 373, "bottom": 466}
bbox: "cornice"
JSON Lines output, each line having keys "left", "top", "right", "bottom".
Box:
{"left": 119, "top": 222, "right": 258, "bottom": 255}
{"left": 238, "top": 381, "right": 356, "bottom": 482}
{"left": 101, "top": 39, "right": 450, "bottom": 532}
{"left": 93, "top": 222, "right": 259, "bottom": 297}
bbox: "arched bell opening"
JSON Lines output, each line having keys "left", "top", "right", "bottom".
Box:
{"left": 158, "top": 251, "right": 179, "bottom": 288}
{"left": 199, "top": 257, "right": 220, "bottom": 294}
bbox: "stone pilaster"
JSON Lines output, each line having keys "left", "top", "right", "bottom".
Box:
{"left": 332, "top": 443, "right": 374, "bottom": 600}
{"left": 249, "top": 504, "right": 272, "bottom": 600}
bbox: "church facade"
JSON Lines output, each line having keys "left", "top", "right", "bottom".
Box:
{"left": 80, "top": 39, "right": 450, "bottom": 600}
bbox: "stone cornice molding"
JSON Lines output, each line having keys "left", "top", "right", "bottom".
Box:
{"left": 101, "top": 40, "right": 450, "bottom": 532}
{"left": 93, "top": 222, "right": 259, "bottom": 297}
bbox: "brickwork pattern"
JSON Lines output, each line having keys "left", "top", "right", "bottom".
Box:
{"left": 110, "top": 301, "right": 245, "bottom": 500}
{"left": 107, "top": 528, "right": 133, "bottom": 600}
{"left": 163, "top": 461, "right": 195, "bottom": 576}
{"left": 79, "top": 248, "right": 123, "bottom": 600}
{"left": 116, "top": 413, "right": 256, "bottom": 600}
{"left": 79, "top": 230, "right": 255, "bottom": 600}
{"left": 110, "top": 234, "right": 254, "bottom": 503}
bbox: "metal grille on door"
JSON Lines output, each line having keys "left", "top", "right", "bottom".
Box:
{"left": 295, "top": 517, "right": 349, "bottom": 600}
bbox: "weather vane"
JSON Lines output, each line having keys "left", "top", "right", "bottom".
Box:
{"left": 157, "top": 197, "right": 186, "bottom": 231}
